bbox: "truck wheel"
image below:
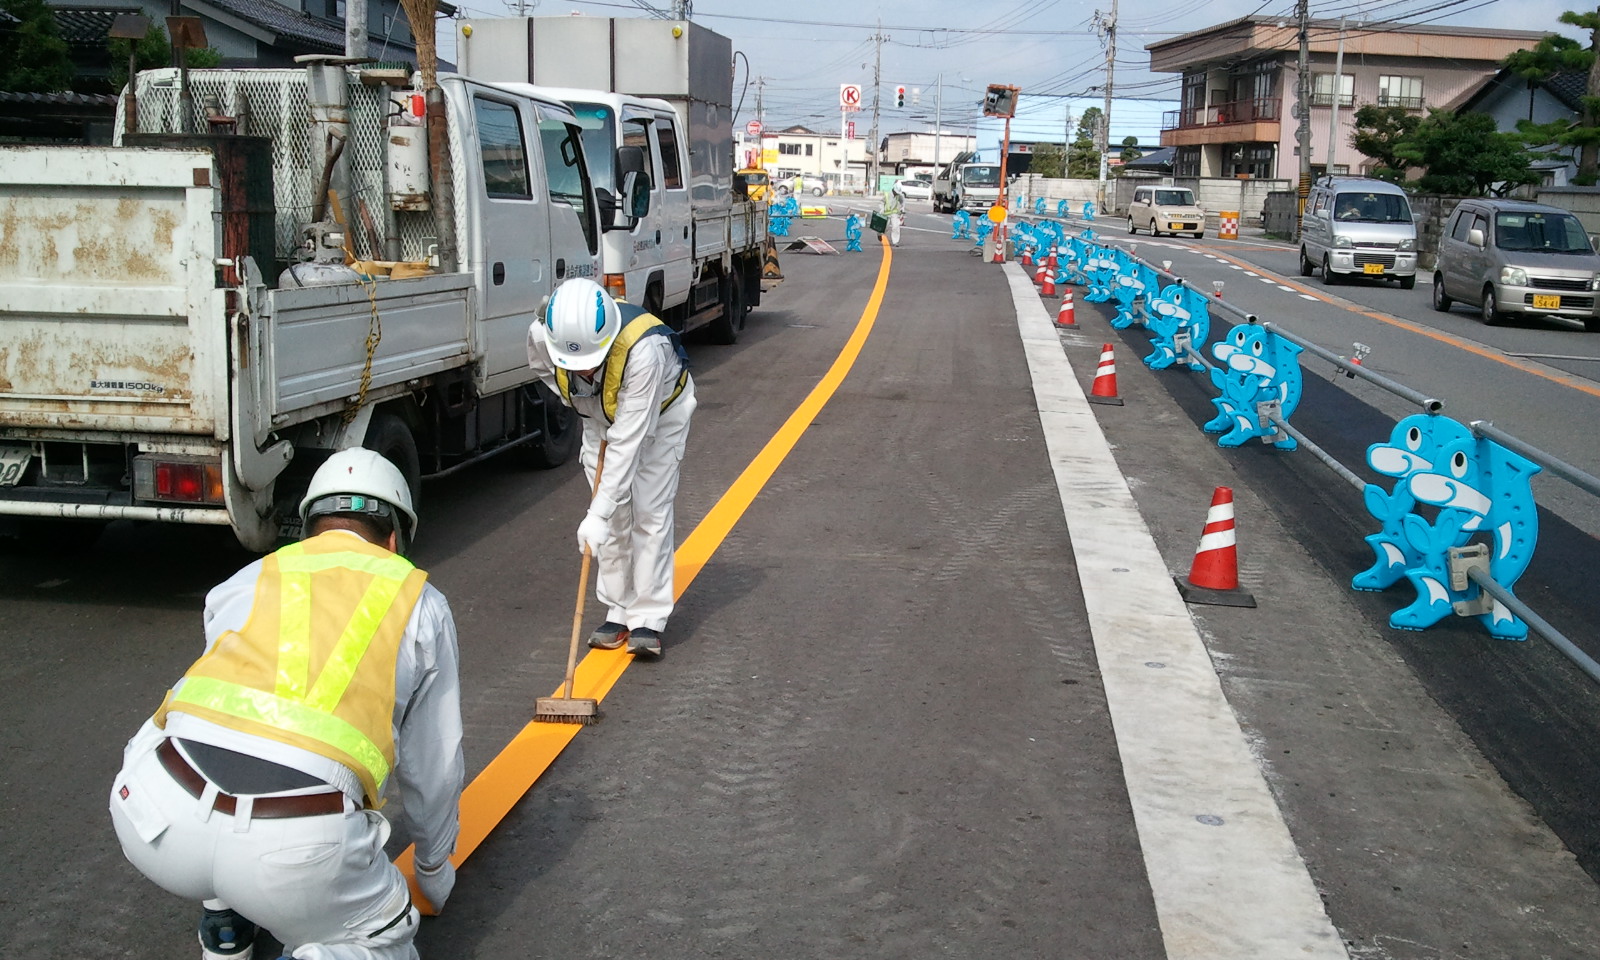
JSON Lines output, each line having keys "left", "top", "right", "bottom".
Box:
{"left": 1398, "top": 274, "right": 1415, "bottom": 290}
{"left": 519, "top": 382, "right": 580, "bottom": 469}
{"left": 365, "top": 413, "right": 422, "bottom": 520}
{"left": 706, "top": 271, "right": 743, "bottom": 345}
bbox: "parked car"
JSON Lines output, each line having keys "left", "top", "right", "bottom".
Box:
{"left": 895, "top": 178, "right": 932, "bottom": 201}
{"left": 1298, "top": 176, "right": 1417, "bottom": 288}
{"left": 773, "top": 174, "right": 827, "bottom": 197}
{"left": 1432, "top": 198, "right": 1600, "bottom": 330}
{"left": 1127, "top": 185, "right": 1204, "bottom": 238}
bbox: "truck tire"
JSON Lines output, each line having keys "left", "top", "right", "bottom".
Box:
{"left": 706, "top": 270, "right": 743, "bottom": 345}
{"left": 519, "top": 382, "right": 580, "bottom": 469}
{"left": 365, "top": 412, "right": 422, "bottom": 520}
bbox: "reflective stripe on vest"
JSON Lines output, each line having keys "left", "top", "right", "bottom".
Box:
{"left": 154, "top": 533, "right": 428, "bottom": 805}
{"left": 555, "top": 309, "right": 688, "bottom": 424}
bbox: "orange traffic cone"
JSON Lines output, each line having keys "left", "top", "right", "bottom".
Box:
{"left": 991, "top": 226, "right": 1006, "bottom": 264}
{"left": 1175, "top": 487, "right": 1257, "bottom": 607}
{"left": 1041, "top": 267, "right": 1057, "bottom": 297}
{"left": 1046, "top": 247, "right": 1058, "bottom": 272}
{"left": 1087, "top": 343, "right": 1123, "bottom": 406}
{"left": 1056, "top": 291, "right": 1076, "bottom": 326}
{"left": 1034, "top": 262, "right": 1047, "bottom": 286}
{"left": 1022, "top": 248, "right": 1034, "bottom": 270}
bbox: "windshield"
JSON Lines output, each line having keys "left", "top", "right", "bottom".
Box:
{"left": 567, "top": 101, "right": 617, "bottom": 188}
{"left": 1333, "top": 191, "right": 1412, "bottom": 224}
{"left": 1495, "top": 211, "right": 1593, "bottom": 253}
{"left": 1155, "top": 189, "right": 1195, "bottom": 206}
{"left": 963, "top": 165, "right": 1000, "bottom": 187}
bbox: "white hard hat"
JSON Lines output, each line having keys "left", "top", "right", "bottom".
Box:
{"left": 299, "top": 447, "right": 418, "bottom": 543}
{"left": 892, "top": 181, "right": 906, "bottom": 196}
{"left": 544, "top": 278, "right": 621, "bottom": 371}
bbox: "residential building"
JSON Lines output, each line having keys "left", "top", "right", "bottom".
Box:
{"left": 1147, "top": 16, "right": 1545, "bottom": 180}
{"left": 1457, "top": 68, "right": 1586, "bottom": 186}
{"left": 753, "top": 125, "right": 868, "bottom": 192}
{"left": 879, "top": 130, "right": 976, "bottom": 177}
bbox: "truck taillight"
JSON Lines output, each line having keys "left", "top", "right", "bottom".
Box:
{"left": 602, "top": 273, "right": 627, "bottom": 300}
{"left": 133, "top": 456, "right": 224, "bottom": 505}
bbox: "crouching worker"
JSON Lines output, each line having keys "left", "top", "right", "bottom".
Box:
{"left": 528, "top": 277, "right": 697, "bottom": 659}
{"left": 109, "top": 448, "right": 464, "bottom": 960}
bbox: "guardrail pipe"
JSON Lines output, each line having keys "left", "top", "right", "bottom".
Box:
{"left": 1467, "top": 568, "right": 1600, "bottom": 684}
{"left": 1472, "top": 420, "right": 1600, "bottom": 500}
{"left": 1269, "top": 414, "right": 1367, "bottom": 491}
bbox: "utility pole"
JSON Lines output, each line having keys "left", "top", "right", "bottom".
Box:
{"left": 868, "top": 24, "right": 883, "bottom": 191}
{"left": 1095, "top": 0, "right": 1117, "bottom": 211}
{"left": 1295, "top": 0, "right": 1312, "bottom": 234}
{"left": 1325, "top": 15, "right": 1346, "bottom": 178}
{"left": 345, "top": 0, "right": 367, "bottom": 57}
{"left": 934, "top": 73, "right": 942, "bottom": 169}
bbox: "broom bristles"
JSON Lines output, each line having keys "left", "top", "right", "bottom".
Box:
{"left": 533, "top": 696, "right": 600, "bottom": 725}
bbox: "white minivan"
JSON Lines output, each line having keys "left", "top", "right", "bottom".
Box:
{"left": 1298, "top": 176, "right": 1418, "bottom": 288}
{"left": 1127, "top": 185, "right": 1204, "bottom": 238}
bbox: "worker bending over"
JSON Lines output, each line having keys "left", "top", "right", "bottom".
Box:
{"left": 528, "top": 277, "right": 697, "bottom": 659}
{"left": 880, "top": 181, "right": 906, "bottom": 247}
{"left": 110, "top": 448, "right": 463, "bottom": 960}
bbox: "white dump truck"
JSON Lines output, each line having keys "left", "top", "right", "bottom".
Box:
{"left": 457, "top": 16, "right": 766, "bottom": 343}
{"left": 0, "top": 59, "right": 601, "bottom": 550}
{"left": 932, "top": 151, "right": 1003, "bottom": 215}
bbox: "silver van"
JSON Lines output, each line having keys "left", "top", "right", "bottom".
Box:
{"left": 1298, "top": 176, "right": 1418, "bottom": 288}
{"left": 1432, "top": 198, "right": 1600, "bottom": 330}
{"left": 1127, "top": 185, "right": 1205, "bottom": 238}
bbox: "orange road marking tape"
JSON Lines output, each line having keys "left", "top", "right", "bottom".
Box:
{"left": 402, "top": 242, "right": 897, "bottom": 914}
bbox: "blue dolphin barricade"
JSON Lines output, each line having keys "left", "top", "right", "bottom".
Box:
{"left": 1203, "top": 325, "right": 1303, "bottom": 450}
{"left": 1056, "top": 199, "right": 1070, "bottom": 218}
{"left": 951, "top": 209, "right": 972, "bottom": 240}
{"left": 769, "top": 196, "right": 799, "bottom": 237}
{"left": 1033, "top": 197, "right": 1046, "bottom": 215}
{"left": 974, "top": 219, "right": 993, "bottom": 253}
{"left": 1354, "top": 415, "right": 1476, "bottom": 592}
{"left": 844, "top": 213, "right": 863, "bottom": 252}
{"left": 1143, "top": 287, "right": 1211, "bottom": 371}
{"left": 1387, "top": 426, "right": 1542, "bottom": 640}
{"left": 1082, "top": 200, "right": 1096, "bottom": 221}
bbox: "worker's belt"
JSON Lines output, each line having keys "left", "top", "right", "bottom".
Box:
{"left": 157, "top": 738, "right": 348, "bottom": 819}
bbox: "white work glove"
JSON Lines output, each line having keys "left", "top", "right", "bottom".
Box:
{"left": 577, "top": 511, "right": 609, "bottom": 556}
{"left": 415, "top": 860, "right": 456, "bottom": 913}
{"left": 576, "top": 492, "right": 617, "bottom": 556}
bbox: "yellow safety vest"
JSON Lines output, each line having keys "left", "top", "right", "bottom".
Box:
{"left": 554, "top": 308, "right": 688, "bottom": 424}
{"left": 154, "top": 532, "right": 429, "bottom": 806}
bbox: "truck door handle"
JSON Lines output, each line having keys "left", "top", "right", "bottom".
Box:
{"left": 492, "top": 262, "right": 506, "bottom": 285}
{"left": 683, "top": 227, "right": 689, "bottom": 239}
{"left": 655, "top": 230, "right": 662, "bottom": 244}
{"left": 555, "top": 258, "right": 566, "bottom": 279}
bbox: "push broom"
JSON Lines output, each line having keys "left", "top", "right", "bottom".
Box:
{"left": 534, "top": 442, "right": 608, "bottom": 725}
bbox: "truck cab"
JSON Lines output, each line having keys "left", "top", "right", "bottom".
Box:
{"left": 521, "top": 88, "right": 693, "bottom": 318}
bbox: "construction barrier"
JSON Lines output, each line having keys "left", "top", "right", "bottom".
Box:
{"left": 1218, "top": 210, "right": 1239, "bottom": 240}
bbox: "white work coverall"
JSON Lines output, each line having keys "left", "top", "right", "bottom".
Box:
{"left": 880, "top": 189, "right": 905, "bottom": 247}
{"left": 528, "top": 323, "right": 696, "bottom": 633}
{"left": 109, "top": 530, "right": 464, "bottom": 960}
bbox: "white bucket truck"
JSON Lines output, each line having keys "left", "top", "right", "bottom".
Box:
{"left": 457, "top": 16, "right": 766, "bottom": 344}
{"left": 0, "top": 58, "right": 600, "bottom": 550}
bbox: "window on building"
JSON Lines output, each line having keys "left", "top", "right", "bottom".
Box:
{"left": 1310, "top": 73, "right": 1354, "bottom": 107}
{"left": 805, "top": 143, "right": 814, "bottom": 156}
{"left": 1377, "top": 76, "right": 1424, "bottom": 110}
{"left": 656, "top": 122, "right": 684, "bottom": 189}
{"left": 1176, "top": 145, "right": 1200, "bottom": 178}
{"left": 779, "top": 142, "right": 803, "bottom": 156}
{"left": 1181, "top": 73, "right": 1205, "bottom": 126}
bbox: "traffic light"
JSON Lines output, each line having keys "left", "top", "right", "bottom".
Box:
{"left": 894, "top": 85, "right": 906, "bottom": 108}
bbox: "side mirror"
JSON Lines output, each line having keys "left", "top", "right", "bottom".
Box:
{"left": 628, "top": 171, "right": 652, "bottom": 218}
{"left": 596, "top": 187, "right": 617, "bottom": 231}
{"left": 1468, "top": 227, "right": 1485, "bottom": 248}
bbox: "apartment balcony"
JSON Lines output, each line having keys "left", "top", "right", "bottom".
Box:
{"left": 1161, "top": 97, "right": 1280, "bottom": 148}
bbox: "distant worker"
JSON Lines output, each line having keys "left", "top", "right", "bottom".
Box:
{"left": 880, "top": 181, "right": 906, "bottom": 247}
{"left": 528, "top": 278, "right": 696, "bottom": 659}
{"left": 109, "top": 447, "right": 464, "bottom": 960}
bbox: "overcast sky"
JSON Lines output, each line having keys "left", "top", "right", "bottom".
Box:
{"left": 437, "top": 0, "right": 1580, "bottom": 152}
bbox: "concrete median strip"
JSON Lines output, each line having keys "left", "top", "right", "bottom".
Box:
{"left": 1007, "top": 263, "right": 1349, "bottom": 960}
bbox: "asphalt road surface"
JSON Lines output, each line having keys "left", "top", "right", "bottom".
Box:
{"left": 6, "top": 200, "right": 1600, "bottom": 959}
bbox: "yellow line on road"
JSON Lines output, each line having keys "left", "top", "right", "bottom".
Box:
{"left": 1200, "top": 247, "right": 1600, "bottom": 401}
{"left": 400, "top": 237, "right": 896, "bottom": 911}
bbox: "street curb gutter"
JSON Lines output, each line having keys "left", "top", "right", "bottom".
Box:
{"left": 1006, "top": 262, "right": 1349, "bottom": 960}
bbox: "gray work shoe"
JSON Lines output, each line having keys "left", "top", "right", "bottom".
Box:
{"left": 626, "top": 627, "right": 662, "bottom": 658}
{"left": 587, "top": 621, "right": 629, "bottom": 650}
{"left": 198, "top": 907, "right": 256, "bottom": 959}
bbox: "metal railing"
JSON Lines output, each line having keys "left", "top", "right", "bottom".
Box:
{"left": 1161, "top": 98, "right": 1282, "bottom": 131}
